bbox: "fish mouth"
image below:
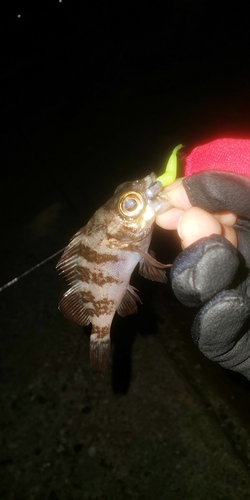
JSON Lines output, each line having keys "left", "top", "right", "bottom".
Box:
{"left": 145, "top": 180, "right": 163, "bottom": 199}
{"left": 145, "top": 177, "right": 172, "bottom": 215}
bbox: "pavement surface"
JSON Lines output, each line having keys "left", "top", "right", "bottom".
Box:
{"left": 2, "top": 4, "right": 250, "bottom": 499}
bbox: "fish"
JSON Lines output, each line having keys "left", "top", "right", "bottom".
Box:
{"left": 56, "top": 172, "right": 171, "bottom": 374}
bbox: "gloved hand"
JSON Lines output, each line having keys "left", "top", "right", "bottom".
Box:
{"left": 157, "top": 139, "right": 250, "bottom": 379}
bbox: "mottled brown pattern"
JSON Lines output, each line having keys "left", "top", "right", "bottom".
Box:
{"left": 80, "top": 244, "right": 119, "bottom": 264}
{"left": 79, "top": 290, "right": 115, "bottom": 316}
{"left": 81, "top": 290, "right": 96, "bottom": 306}
{"left": 91, "top": 325, "right": 110, "bottom": 338}
{"left": 95, "top": 274, "right": 120, "bottom": 287}
{"left": 91, "top": 298, "right": 116, "bottom": 316}
{"left": 57, "top": 172, "right": 170, "bottom": 373}
{"left": 79, "top": 266, "right": 120, "bottom": 287}
{"left": 78, "top": 266, "right": 93, "bottom": 283}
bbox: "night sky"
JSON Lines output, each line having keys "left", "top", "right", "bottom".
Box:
{"left": 2, "top": 3, "right": 250, "bottom": 499}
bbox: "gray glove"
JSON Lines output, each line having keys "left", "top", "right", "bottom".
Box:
{"left": 170, "top": 171, "right": 250, "bottom": 379}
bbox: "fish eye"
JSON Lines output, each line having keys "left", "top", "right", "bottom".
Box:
{"left": 118, "top": 191, "right": 144, "bottom": 218}
{"left": 124, "top": 198, "right": 137, "bottom": 211}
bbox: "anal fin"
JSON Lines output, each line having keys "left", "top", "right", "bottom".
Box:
{"left": 116, "top": 285, "right": 142, "bottom": 317}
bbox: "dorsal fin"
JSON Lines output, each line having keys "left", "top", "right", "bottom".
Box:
{"left": 59, "top": 285, "right": 90, "bottom": 326}
{"left": 56, "top": 230, "right": 84, "bottom": 285}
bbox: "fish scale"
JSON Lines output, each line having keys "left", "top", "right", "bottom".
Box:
{"left": 57, "top": 172, "right": 171, "bottom": 373}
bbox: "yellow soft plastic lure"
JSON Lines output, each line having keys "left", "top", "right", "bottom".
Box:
{"left": 156, "top": 144, "right": 183, "bottom": 187}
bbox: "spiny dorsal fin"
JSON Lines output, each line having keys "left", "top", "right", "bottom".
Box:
{"left": 59, "top": 286, "right": 90, "bottom": 326}
{"left": 56, "top": 230, "right": 84, "bottom": 285}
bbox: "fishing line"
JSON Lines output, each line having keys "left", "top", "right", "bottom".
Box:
{"left": 0, "top": 248, "right": 65, "bottom": 293}
{"left": 0, "top": 158, "right": 81, "bottom": 294}
{"left": 1, "top": 146, "right": 182, "bottom": 294}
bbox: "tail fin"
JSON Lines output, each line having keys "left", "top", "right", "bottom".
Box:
{"left": 89, "top": 329, "right": 110, "bottom": 374}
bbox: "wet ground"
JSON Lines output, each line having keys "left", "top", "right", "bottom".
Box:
{"left": 2, "top": 3, "right": 250, "bottom": 499}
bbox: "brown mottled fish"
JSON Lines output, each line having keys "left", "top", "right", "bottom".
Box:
{"left": 57, "top": 173, "right": 171, "bottom": 373}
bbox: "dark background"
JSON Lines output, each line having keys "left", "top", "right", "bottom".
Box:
{"left": 2, "top": 2, "right": 250, "bottom": 499}
{"left": 2, "top": 2, "right": 250, "bottom": 227}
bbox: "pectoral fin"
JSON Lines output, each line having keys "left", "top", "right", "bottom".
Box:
{"left": 116, "top": 285, "right": 142, "bottom": 317}
{"left": 131, "top": 246, "right": 171, "bottom": 269}
{"left": 139, "top": 251, "right": 168, "bottom": 283}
